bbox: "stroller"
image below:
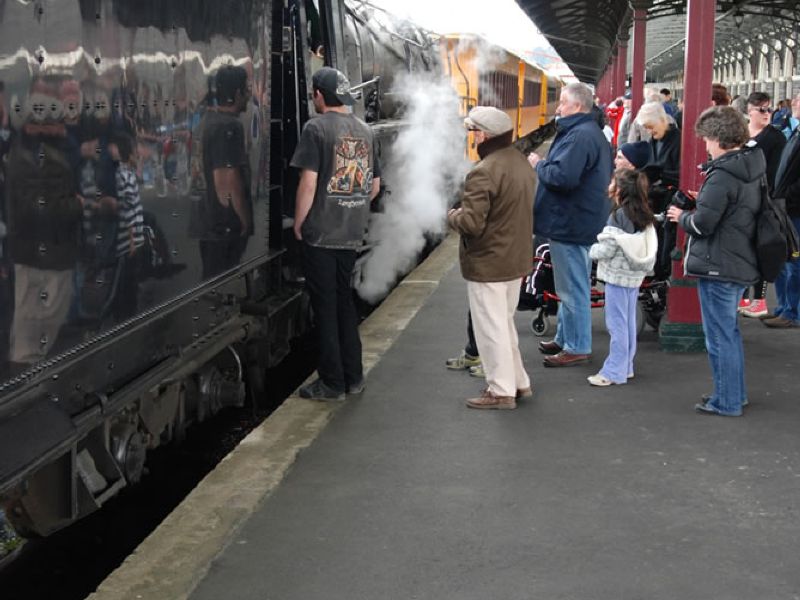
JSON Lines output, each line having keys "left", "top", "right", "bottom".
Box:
{"left": 517, "top": 240, "right": 668, "bottom": 338}
{"left": 517, "top": 243, "right": 558, "bottom": 335}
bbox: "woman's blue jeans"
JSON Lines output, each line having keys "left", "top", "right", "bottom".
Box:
{"left": 549, "top": 241, "right": 593, "bottom": 355}
{"left": 697, "top": 278, "right": 747, "bottom": 416}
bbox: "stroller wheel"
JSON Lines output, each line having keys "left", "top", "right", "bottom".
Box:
{"left": 531, "top": 311, "right": 550, "bottom": 337}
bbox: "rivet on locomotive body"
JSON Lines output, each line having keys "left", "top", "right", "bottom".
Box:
{"left": 38, "top": 243, "right": 47, "bottom": 255}
{"left": 39, "top": 334, "right": 48, "bottom": 346}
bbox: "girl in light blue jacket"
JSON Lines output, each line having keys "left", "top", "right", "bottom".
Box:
{"left": 588, "top": 170, "right": 657, "bottom": 386}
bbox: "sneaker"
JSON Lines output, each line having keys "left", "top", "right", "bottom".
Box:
{"left": 446, "top": 351, "right": 481, "bottom": 370}
{"left": 466, "top": 389, "right": 516, "bottom": 410}
{"left": 694, "top": 401, "right": 742, "bottom": 417}
{"left": 701, "top": 393, "right": 748, "bottom": 407}
{"left": 468, "top": 364, "right": 485, "bottom": 378}
{"left": 587, "top": 373, "right": 614, "bottom": 386}
{"left": 740, "top": 299, "right": 768, "bottom": 318}
{"left": 346, "top": 379, "right": 365, "bottom": 394}
{"left": 299, "top": 378, "right": 345, "bottom": 401}
{"left": 737, "top": 298, "right": 751, "bottom": 313}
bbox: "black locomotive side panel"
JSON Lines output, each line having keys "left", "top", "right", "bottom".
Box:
{"left": 0, "top": 0, "right": 272, "bottom": 393}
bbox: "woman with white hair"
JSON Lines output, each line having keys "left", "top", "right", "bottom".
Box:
{"left": 626, "top": 88, "right": 664, "bottom": 143}
{"left": 635, "top": 101, "right": 681, "bottom": 194}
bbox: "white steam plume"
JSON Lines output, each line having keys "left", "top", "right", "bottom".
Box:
{"left": 355, "top": 73, "right": 470, "bottom": 303}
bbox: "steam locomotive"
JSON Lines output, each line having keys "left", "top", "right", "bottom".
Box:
{"left": 0, "top": 0, "right": 559, "bottom": 540}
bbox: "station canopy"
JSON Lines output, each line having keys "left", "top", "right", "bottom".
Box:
{"left": 514, "top": 1, "right": 800, "bottom": 84}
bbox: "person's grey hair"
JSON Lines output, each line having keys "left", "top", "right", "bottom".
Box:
{"left": 563, "top": 82, "right": 594, "bottom": 112}
{"left": 643, "top": 87, "right": 661, "bottom": 103}
{"left": 731, "top": 95, "right": 748, "bottom": 116}
{"left": 695, "top": 106, "right": 750, "bottom": 149}
{"left": 635, "top": 101, "right": 669, "bottom": 128}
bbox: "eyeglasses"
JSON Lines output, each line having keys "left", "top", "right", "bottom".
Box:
{"left": 750, "top": 106, "right": 772, "bottom": 114}
{"left": 467, "top": 127, "right": 481, "bottom": 132}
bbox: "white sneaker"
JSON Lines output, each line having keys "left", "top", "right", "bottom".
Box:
{"left": 587, "top": 373, "right": 613, "bottom": 386}
{"left": 468, "top": 364, "right": 486, "bottom": 378}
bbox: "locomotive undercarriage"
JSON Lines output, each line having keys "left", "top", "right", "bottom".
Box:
{"left": 0, "top": 254, "right": 308, "bottom": 537}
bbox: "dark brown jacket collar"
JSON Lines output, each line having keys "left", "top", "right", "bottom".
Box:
{"left": 477, "top": 130, "right": 513, "bottom": 159}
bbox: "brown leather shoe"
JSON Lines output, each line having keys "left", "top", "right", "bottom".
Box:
{"left": 543, "top": 351, "right": 590, "bottom": 368}
{"left": 466, "top": 389, "right": 516, "bottom": 410}
{"left": 538, "top": 340, "right": 562, "bottom": 355}
{"left": 762, "top": 316, "right": 798, "bottom": 328}
{"left": 516, "top": 387, "right": 533, "bottom": 399}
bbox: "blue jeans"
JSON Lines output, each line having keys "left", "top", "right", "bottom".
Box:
{"left": 550, "top": 241, "right": 592, "bottom": 355}
{"left": 697, "top": 279, "right": 747, "bottom": 416}
{"left": 600, "top": 284, "right": 638, "bottom": 384}
{"left": 773, "top": 216, "right": 800, "bottom": 321}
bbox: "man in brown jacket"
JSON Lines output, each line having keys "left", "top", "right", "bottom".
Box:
{"left": 447, "top": 106, "right": 536, "bottom": 409}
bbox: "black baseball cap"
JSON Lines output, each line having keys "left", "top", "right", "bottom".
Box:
{"left": 312, "top": 67, "right": 355, "bottom": 106}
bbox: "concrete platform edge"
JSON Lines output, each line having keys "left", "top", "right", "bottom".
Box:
{"left": 86, "top": 234, "right": 459, "bottom": 600}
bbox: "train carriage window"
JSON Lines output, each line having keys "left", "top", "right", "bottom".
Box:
{"left": 523, "top": 80, "right": 541, "bottom": 107}
{"left": 479, "top": 70, "right": 520, "bottom": 110}
{"left": 547, "top": 83, "right": 558, "bottom": 104}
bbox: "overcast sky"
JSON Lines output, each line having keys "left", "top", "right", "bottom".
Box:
{"left": 366, "top": 0, "right": 567, "bottom": 72}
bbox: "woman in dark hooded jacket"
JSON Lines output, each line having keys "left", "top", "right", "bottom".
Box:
{"left": 667, "top": 106, "right": 764, "bottom": 417}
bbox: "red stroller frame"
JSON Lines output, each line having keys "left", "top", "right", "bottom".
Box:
{"left": 518, "top": 243, "right": 667, "bottom": 337}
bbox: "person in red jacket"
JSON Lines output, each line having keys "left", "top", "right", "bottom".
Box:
{"left": 606, "top": 98, "right": 625, "bottom": 148}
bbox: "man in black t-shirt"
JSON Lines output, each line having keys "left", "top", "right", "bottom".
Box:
{"left": 291, "top": 67, "right": 381, "bottom": 401}
{"left": 196, "top": 65, "right": 253, "bottom": 279}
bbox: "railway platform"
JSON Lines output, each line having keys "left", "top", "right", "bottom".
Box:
{"left": 91, "top": 234, "right": 800, "bottom": 600}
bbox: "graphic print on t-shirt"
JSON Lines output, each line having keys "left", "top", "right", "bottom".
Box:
{"left": 327, "top": 136, "right": 372, "bottom": 195}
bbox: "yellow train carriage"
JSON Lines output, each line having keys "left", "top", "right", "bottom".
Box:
{"left": 439, "top": 34, "right": 560, "bottom": 161}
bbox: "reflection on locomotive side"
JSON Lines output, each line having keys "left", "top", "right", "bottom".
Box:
{"left": 6, "top": 76, "right": 82, "bottom": 370}
{"left": 0, "top": 0, "right": 268, "bottom": 382}
{"left": 0, "top": 82, "right": 11, "bottom": 371}
{"left": 190, "top": 66, "right": 253, "bottom": 279}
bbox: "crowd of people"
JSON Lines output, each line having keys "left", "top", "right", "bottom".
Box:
{"left": 291, "top": 66, "right": 800, "bottom": 418}
{"left": 445, "top": 82, "right": 800, "bottom": 416}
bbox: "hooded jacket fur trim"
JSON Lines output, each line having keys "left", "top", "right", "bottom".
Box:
{"left": 590, "top": 224, "right": 658, "bottom": 288}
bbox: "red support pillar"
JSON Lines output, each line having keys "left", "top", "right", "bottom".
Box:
{"left": 630, "top": 3, "right": 650, "bottom": 118}
{"left": 616, "top": 38, "right": 628, "bottom": 98}
{"left": 608, "top": 52, "right": 618, "bottom": 100}
{"left": 599, "top": 68, "right": 610, "bottom": 104}
{"left": 659, "top": 0, "right": 716, "bottom": 352}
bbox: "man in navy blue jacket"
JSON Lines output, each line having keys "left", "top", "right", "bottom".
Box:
{"left": 528, "top": 82, "right": 612, "bottom": 366}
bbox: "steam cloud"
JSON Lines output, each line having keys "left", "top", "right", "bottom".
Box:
{"left": 355, "top": 73, "right": 470, "bottom": 303}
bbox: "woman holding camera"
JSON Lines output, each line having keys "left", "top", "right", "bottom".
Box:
{"left": 667, "top": 106, "right": 765, "bottom": 417}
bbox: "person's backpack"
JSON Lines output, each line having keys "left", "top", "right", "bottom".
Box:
{"left": 756, "top": 177, "right": 800, "bottom": 282}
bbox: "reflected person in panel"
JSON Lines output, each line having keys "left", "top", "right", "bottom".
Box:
{"left": 196, "top": 65, "right": 253, "bottom": 279}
